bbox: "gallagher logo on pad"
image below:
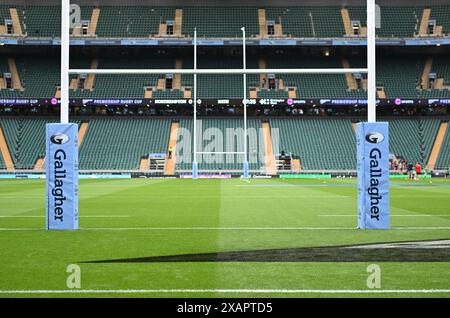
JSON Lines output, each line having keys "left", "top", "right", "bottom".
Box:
{"left": 50, "top": 133, "right": 70, "bottom": 145}
{"left": 365, "top": 132, "right": 384, "bottom": 144}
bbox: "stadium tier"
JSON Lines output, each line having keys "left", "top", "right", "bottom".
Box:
{"left": 1, "top": 117, "right": 447, "bottom": 172}
{"left": 70, "top": 56, "right": 174, "bottom": 99}
{"left": 1, "top": 5, "right": 450, "bottom": 38}
{"left": 2, "top": 54, "right": 449, "bottom": 99}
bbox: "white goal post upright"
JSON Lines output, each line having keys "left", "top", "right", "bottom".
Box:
{"left": 60, "top": 0, "right": 70, "bottom": 124}
{"left": 242, "top": 27, "right": 249, "bottom": 179}
{"left": 367, "top": 0, "right": 376, "bottom": 123}
{"left": 46, "top": 0, "right": 78, "bottom": 231}
{"left": 192, "top": 28, "right": 198, "bottom": 179}
{"left": 190, "top": 26, "right": 251, "bottom": 179}
{"left": 356, "top": 0, "right": 390, "bottom": 230}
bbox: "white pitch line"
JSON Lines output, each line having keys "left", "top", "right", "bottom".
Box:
{"left": 1, "top": 226, "right": 450, "bottom": 231}
{"left": 82, "top": 226, "right": 450, "bottom": 231}
{"left": 0, "top": 289, "right": 449, "bottom": 294}
{"left": 319, "top": 215, "right": 450, "bottom": 217}
{"left": 80, "top": 227, "right": 357, "bottom": 231}
{"left": 0, "top": 215, "right": 129, "bottom": 218}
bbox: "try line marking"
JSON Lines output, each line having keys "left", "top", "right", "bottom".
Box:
{"left": 1, "top": 226, "right": 450, "bottom": 231}
{"left": 0, "top": 289, "right": 449, "bottom": 294}
{"left": 0, "top": 215, "right": 129, "bottom": 218}
{"left": 319, "top": 215, "right": 450, "bottom": 217}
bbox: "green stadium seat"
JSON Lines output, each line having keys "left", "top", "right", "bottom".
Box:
{"left": 0, "top": 149, "right": 5, "bottom": 169}
{"left": 96, "top": 6, "right": 175, "bottom": 37}
{"left": 182, "top": 7, "right": 259, "bottom": 38}
{"left": 270, "top": 118, "right": 356, "bottom": 170}
{"left": 0, "top": 117, "right": 62, "bottom": 169}
{"left": 435, "top": 122, "right": 450, "bottom": 170}
{"left": 384, "top": 118, "right": 440, "bottom": 165}
{"left": 79, "top": 118, "right": 171, "bottom": 170}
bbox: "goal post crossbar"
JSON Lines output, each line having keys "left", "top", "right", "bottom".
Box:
{"left": 68, "top": 68, "right": 368, "bottom": 75}
{"left": 60, "top": 0, "right": 376, "bottom": 180}
{"left": 196, "top": 152, "right": 246, "bottom": 155}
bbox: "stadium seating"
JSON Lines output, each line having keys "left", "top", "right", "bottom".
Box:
{"left": 436, "top": 122, "right": 450, "bottom": 170}
{"left": 0, "top": 117, "right": 60, "bottom": 169}
{"left": 376, "top": 56, "right": 423, "bottom": 98}
{"left": 1, "top": 56, "right": 61, "bottom": 98}
{"left": 16, "top": 57, "right": 60, "bottom": 98}
{"left": 0, "top": 117, "right": 447, "bottom": 172}
{"left": 266, "top": 55, "right": 366, "bottom": 99}
{"left": 0, "top": 57, "right": 19, "bottom": 98}
{"left": 269, "top": 118, "right": 356, "bottom": 170}
{"left": 79, "top": 118, "right": 171, "bottom": 170}
{"left": 385, "top": 118, "right": 441, "bottom": 165}
{"left": 68, "top": 57, "right": 92, "bottom": 90}
{"left": 17, "top": 5, "right": 61, "bottom": 37}
{"left": 309, "top": 6, "right": 346, "bottom": 38}
{"left": 347, "top": 6, "right": 424, "bottom": 38}
{"left": 258, "top": 90, "right": 288, "bottom": 99}
{"left": 420, "top": 56, "right": 450, "bottom": 98}
{"left": 346, "top": 6, "right": 367, "bottom": 31}
{"left": 183, "top": 56, "right": 258, "bottom": 99}
{"left": 2, "top": 4, "right": 450, "bottom": 39}
{"left": 152, "top": 90, "right": 184, "bottom": 99}
{"left": 0, "top": 151, "right": 5, "bottom": 169}
{"left": 430, "top": 5, "right": 450, "bottom": 36}
{"left": 95, "top": 6, "right": 174, "bottom": 37}
{"left": 69, "top": 56, "right": 175, "bottom": 98}
{"left": 175, "top": 118, "right": 263, "bottom": 173}
{"left": 182, "top": 7, "right": 259, "bottom": 38}
{"left": 377, "top": 6, "right": 423, "bottom": 37}
{"left": 14, "top": 5, "right": 94, "bottom": 37}
{"left": 0, "top": 5, "right": 11, "bottom": 23}
{"left": 0, "top": 117, "right": 172, "bottom": 170}
{"left": 265, "top": 7, "right": 313, "bottom": 38}
{"left": 431, "top": 57, "right": 450, "bottom": 86}
{"left": 266, "top": 7, "right": 348, "bottom": 38}
{"left": 1, "top": 54, "right": 449, "bottom": 100}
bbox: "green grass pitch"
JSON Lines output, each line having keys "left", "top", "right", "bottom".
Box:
{"left": 0, "top": 178, "right": 449, "bottom": 298}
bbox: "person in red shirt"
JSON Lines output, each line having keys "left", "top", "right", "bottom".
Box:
{"left": 415, "top": 163, "right": 422, "bottom": 180}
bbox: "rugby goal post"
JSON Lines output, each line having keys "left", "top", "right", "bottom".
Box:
{"left": 46, "top": 0, "right": 388, "bottom": 230}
